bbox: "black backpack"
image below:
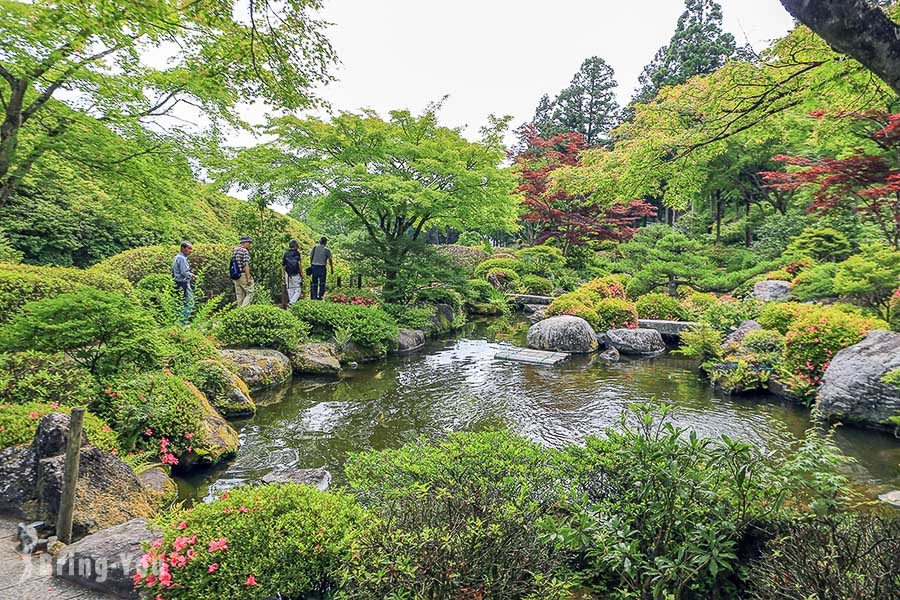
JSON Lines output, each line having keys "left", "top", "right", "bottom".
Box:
{"left": 229, "top": 255, "right": 242, "bottom": 280}
{"left": 283, "top": 251, "right": 301, "bottom": 276}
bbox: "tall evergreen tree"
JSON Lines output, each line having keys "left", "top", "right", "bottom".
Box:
{"left": 632, "top": 0, "right": 737, "bottom": 105}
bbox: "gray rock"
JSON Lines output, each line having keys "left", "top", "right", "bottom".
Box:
{"left": 0, "top": 446, "right": 37, "bottom": 517}
{"left": 637, "top": 319, "right": 701, "bottom": 338}
{"left": 17, "top": 522, "right": 39, "bottom": 553}
{"left": 879, "top": 490, "right": 900, "bottom": 508}
{"left": 219, "top": 348, "right": 292, "bottom": 391}
{"left": 816, "top": 330, "right": 900, "bottom": 428}
{"left": 527, "top": 316, "right": 599, "bottom": 354}
{"left": 527, "top": 307, "right": 547, "bottom": 324}
{"left": 34, "top": 412, "right": 87, "bottom": 459}
{"left": 137, "top": 466, "right": 178, "bottom": 506}
{"left": 291, "top": 342, "right": 342, "bottom": 375}
{"left": 752, "top": 280, "right": 791, "bottom": 302}
{"left": 261, "top": 467, "right": 332, "bottom": 491}
{"left": 598, "top": 347, "right": 620, "bottom": 362}
{"left": 429, "top": 303, "right": 457, "bottom": 335}
{"left": 396, "top": 329, "right": 426, "bottom": 353}
{"left": 196, "top": 359, "right": 256, "bottom": 419}
{"left": 606, "top": 328, "right": 666, "bottom": 356}
{"left": 723, "top": 320, "right": 762, "bottom": 349}
{"left": 54, "top": 518, "right": 161, "bottom": 599}
{"left": 522, "top": 303, "right": 545, "bottom": 314}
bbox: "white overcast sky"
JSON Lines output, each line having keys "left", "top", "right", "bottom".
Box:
{"left": 308, "top": 0, "right": 796, "bottom": 137}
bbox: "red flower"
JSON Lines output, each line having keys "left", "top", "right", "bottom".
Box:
{"left": 208, "top": 563, "right": 219, "bottom": 573}
{"left": 245, "top": 575, "right": 257, "bottom": 586}
{"left": 208, "top": 537, "right": 228, "bottom": 553}
{"left": 177, "top": 521, "right": 187, "bottom": 530}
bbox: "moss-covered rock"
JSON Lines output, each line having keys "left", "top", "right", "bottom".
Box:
{"left": 137, "top": 466, "right": 178, "bottom": 507}
{"left": 193, "top": 358, "right": 256, "bottom": 419}
{"left": 291, "top": 342, "right": 342, "bottom": 375}
{"left": 219, "top": 348, "right": 292, "bottom": 391}
{"left": 178, "top": 382, "right": 239, "bottom": 470}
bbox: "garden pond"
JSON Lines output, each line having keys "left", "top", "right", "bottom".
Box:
{"left": 179, "top": 319, "right": 900, "bottom": 502}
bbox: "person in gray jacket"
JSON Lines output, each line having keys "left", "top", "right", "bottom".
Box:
{"left": 172, "top": 241, "right": 197, "bottom": 323}
{"left": 309, "top": 237, "right": 334, "bottom": 300}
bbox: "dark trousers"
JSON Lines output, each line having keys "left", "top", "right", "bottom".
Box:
{"left": 310, "top": 265, "right": 327, "bottom": 300}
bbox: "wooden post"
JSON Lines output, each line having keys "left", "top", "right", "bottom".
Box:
{"left": 56, "top": 408, "right": 84, "bottom": 544}
{"left": 357, "top": 274, "right": 362, "bottom": 289}
{"left": 336, "top": 276, "right": 342, "bottom": 288}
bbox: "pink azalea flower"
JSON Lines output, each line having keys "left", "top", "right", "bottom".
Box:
{"left": 132, "top": 571, "right": 144, "bottom": 586}
{"left": 245, "top": 575, "right": 257, "bottom": 586}
{"left": 50, "top": 402, "right": 59, "bottom": 409}
{"left": 177, "top": 521, "right": 187, "bottom": 530}
{"left": 184, "top": 432, "right": 194, "bottom": 439}
{"left": 207, "top": 563, "right": 219, "bottom": 573}
{"left": 208, "top": 537, "right": 228, "bottom": 553}
{"left": 144, "top": 428, "right": 154, "bottom": 437}
{"left": 145, "top": 572, "right": 157, "bottom": 586}
{"left": 28, "top": 412, "right": 40, "bottom": 419}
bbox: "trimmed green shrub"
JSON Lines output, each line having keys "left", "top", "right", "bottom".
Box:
{"left": 291, "top": 301, "right": 398, "bottom": 355}
{"left": 381, "top": 303, "right": 436, "bottom": 330}
{"left": 783, "top": 308, "right": 885, "bottom": 399}
{"left": 519, "top": 274, "right": 554, "bottom": 295}
{"left": 675, "top": 324, "right": 724, "bottom": 362}
{"left": 414, "top": 286, "right": 465, "bottom": 310}
{"left": 473, "top": 257, "right": 523, "bottom": 279}
{"left": 791, "top": 263, "right": 837, "bottom": 302}
{"left": 0, "top": 402, "right": 118, "bottom": 453}
{"left": 342, "top": 431, "right": 577, "bottom": 598}
{"left": 757, "top": 302, "right": 816, "bottom": 334}
{"left": 0, "top": 351, "right": 97, "bottom": 407}
{"left": 833, "top": 243, "right": 900, "bottom": 322}
{"left": 135, "top": 274, "right": 182, "bottom": 326}
{"left": 635, "top": 292, "right": 689, "bottom": 321}
{"left": 515, "top": 245, "right": 566, "bottom": 276}
{"left": 701, "top": 298, "right": 761, "bottom": 334}
{"left": 463, "top": 278, "right": 503, "bottom": 304}
{"left": 158, "top": 327, "right": 221, "bottom": 377}
{"left": 785, "top": 227, "right": 852, "bottom": 263}
{"left": 0, "top": 261, "right": 131, "bottom": 323}
{"left": 764, "top": 270, "right": 793, "bottom": 281}
{"left": 138, "top": 484, "right": 366, "bottom": 599}
{"left": 484, "top": 267, "right": 520, "bottom": 290}
{"left": 594, "top": 298, "right": 639, "bottom": 330}
{"left": 741, "top": 329, "right": 785, "bottom": 364}
{"left": 0, "top": 288, "right": 161, "bottom": 377}
{"left": 547, "top": 291, "right": 597, "bottom": 316}
{"left": 214, "top": 305, "right": 309, "bottom": 354}
{"left": 582, "top": 275, "right": 628, "bottom": 300}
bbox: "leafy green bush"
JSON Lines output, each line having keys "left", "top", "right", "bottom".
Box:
{"left": 833, "top": 243, "right": 900, "bottom": 322}
{"left": 515, "top": 245, "right": 566, "bottom": 276}
{"left": 462, "top": 278, "right": 503, "bottom": 304}
{"left": 91, "top": 244, "right": 234, "bottom": 300}
{"left": 783, "top": 307, "right": 885, "bottom": 399}
{"left": 582, "top": 275, "right": 628, "bottom": 300}
{"left": 158, "top": 327, "right": 221, "bottom": 377}
{"left": 0, "top": 351, "right": 97, "bottom": 407}
{"left": 214, "top": 305, "right": 309, "bottom": 354}
{"left": 791, "top": 263, "right": 837, "bottom": 301}
{"left": 748, "top": 514, "right": 900, "bottom": 600}
{"left": 675, "top": 324, "right": 724, "bottom": 362}
{"left": 741, "top": 329, "right": 785, "bottom": 365}
{"left": 342, "top": 431, "right": 577, "bottom": 598}
{"left": 485, "top": 267, "right": 520, "bottom": 290}
{"left": 764, "top": 270, "right": 793, "bottom": 281}
{"left": 381, "top": 303, "right": 436, "bottom": 330}
{"left": 135, "top": 274, "right": 182, "bottom": 326}
{"left": 546, "top": 291, "right": 599, "bottom": 325}
{"left": 519, "top": 274, "right": 554, "bottom": 295}
{"left": 785, "top": 227, "right": 852, "bottom": 262}
{"left": 0, "top": 288, "right": 161, "bottom": 377}
{"left": 0, "top": 261, "right": 131, "bottom": 323}
{"left": 138, "top": 483, "right": 366, "bottom": 599}
{"left": 473, "top": 257, "right": 523, "bottom": 279}
{"left": 291, "top": 301, "right": 398, "bottom": 355}
{"left": 594, "top": 298, "right": 638, "bottom": 330}
{"left": 414, "top": 285, "right": 464, "bottom": 310}
{"left": 635, "top": 292, "right": 689, "bottom": 320}
{"left": 757, "top": 302, "right": 816, "bottom": 334}
{"left": 0, "top": 402, "right": 118, "bottom": 452}
{"left": 701, "top": 298, "right": 761, "bottom": 334}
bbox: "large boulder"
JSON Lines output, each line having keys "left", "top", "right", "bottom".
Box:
{"left": 195, "top": 359, "right": 256, "bottom": 419}
{"left": 816, "top": 330, "right": 900, "bottom": 428}
{"left": 291, "top": 342, "right": 342, "bottom": 375}
{"left": 752, "top": 280, "right": 791, "bottom": 302}
{"left": 527, "top": 307, "right": 547, "bottom": 324}
{"left": 396, "top": 329, "right": 426, "bottom": 353}
{"left": 219, "top": 348, "right": 292, "bottom": 391}
{"left": 178, "top": 383, "right": 240, "bottom": 470}
{"left": 527, "top": 316, "right": 599, "bottom": 354}
{"left": 429, "top": 303, "right": 458, "bottom": 335}
{"left": 0, "top": 414, "right": 155, "bottom": 537}
{"left": 606, "top": 328, "right": 666, "bottom": 356}
{"left": 54, "top": 518, "right": 161, "bottom": 599}
{"left": 260, "top": 467, "right": 333, "bottom": 491}
{"left": 137, "top": 466, "right": 178, "bottom": 507}
{"left": 722, "top": 320, "right": 762, "bottom": 350}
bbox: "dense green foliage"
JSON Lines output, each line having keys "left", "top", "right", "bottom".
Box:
{"left": 291, "top": 300, "right": 399, "bottom": 355}
{"left": 0, "top": 402, "right": 118, "bottom": 452}
{"left": 214, "top": 305, "right": 309, "bottom": 355}
{"left": 0, "top": 351, "right": 97, "bottom": 407}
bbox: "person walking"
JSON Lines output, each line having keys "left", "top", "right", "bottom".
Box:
{"left": 230, "top": 236, "right": 255, "bottom": 306}
{"left": 282, "top": 239, "right": 304, "bottom": 305}
{"left": 172, "top": 240, "right": 197, "bottom": 323}
{"left": 309, "top": 237, "right": 333, "bottom": 300}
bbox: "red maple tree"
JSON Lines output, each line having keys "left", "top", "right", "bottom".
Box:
{"left": 760, "top": 112, "right": 900, "bottom": 248}
{"left": 512, "top": 126, "right": 656, "bottom": 254}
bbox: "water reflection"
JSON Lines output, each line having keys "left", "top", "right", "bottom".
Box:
{"left": 179, "top": 321, "right": 900, "bottom": 501}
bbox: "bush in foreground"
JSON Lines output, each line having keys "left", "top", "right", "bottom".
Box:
{"left": 635, "top": 292, "right": 689, "bottom": 321}
{"left": 0, "top": 351, "right": 97, "bottom": 407}
{"left": 214, "top": 305, "right": 309, "bottom": 355}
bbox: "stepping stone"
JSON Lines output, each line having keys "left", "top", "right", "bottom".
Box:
{"left": 495, "top": 347, "right": 569, "bottom": 366}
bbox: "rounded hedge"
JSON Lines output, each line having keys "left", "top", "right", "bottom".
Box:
{"left": 635, "top": 292, "right": 688, "bottom": 321}
{"left": 519, "top": 274, "right": 554, "bottom": 296}
{"left": 595, "top": 298, "right": 639, "bottom": 330}
{"left": 0, "top": 402, "right": 119, "bottom": 453}
{"left": 291, "top": 301, "right": 399, "bottom": 355}
{"left": 214, "top": 305, "right": 309, "bottom": 354}
{"left": 473, "top": 257, "right": 523, "bottom": 279}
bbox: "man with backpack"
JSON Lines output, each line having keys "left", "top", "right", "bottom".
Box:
{"left": 309, "top": 237, "right": 334, "bottom": 300}
{"left": 230, "top": 236, "right": 254, "bottom": 306}
{"left": 282, "top": 239, "right": 304, "bottom": 305}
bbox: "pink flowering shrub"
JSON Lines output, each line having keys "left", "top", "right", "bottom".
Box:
{"left": 136, "top": 483, "right": 365, "bottom": 598}
{"left": 782, "top": 308, "right": 885, "bottom": 400}
{"left": 595, "top": 298, "right": 639, "bottom": 331}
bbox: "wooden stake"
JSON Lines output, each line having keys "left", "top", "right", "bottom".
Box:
{"left": 56, "top": 408, "right": 84, "bottom": 544}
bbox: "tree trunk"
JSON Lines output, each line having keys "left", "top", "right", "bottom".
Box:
{"left": 0, "top": 79, "right": 28, "bottom": 200}
{"left": 714, "top": 191, "right": 722, "bottom": 244}
{"left": 667, "top": 276, "right": 678, "bottom": 298}
{"left": 778, "top": 0, "right": 900, "bottom": 96}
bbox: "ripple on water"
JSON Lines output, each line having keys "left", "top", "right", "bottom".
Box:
{"left": 179, "top": 324, "right": 900, "bottom": 501}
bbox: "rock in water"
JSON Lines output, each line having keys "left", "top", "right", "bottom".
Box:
{"left": 261, "top": 467, "right": 333, "bottom": 491}
{"left": 54, "top": 518, "right": 161, "bottom": 599}
{"left": 816, "top": 330, "right": 900, "bottom": 428}
{"left": 752, "top": 280, "right": 791, "bottom": 302}
{"left": 195, "top": 359, "right": 256, "bottom": 419}
{"left": 606, "top": 328, "right": 666, "bottom": 356}
{"left": 722, "top": 320, "right": 762, "bottom": 350}
{"left": 291, "top": 342, "right": 342, "bottom": 374}
{"left": 527, "top": 316, "right": 598, "bottom": 354}
{"left": 598, "top": 347, "right": 620, "bottom": 362}
{"left": 178, "top": 382, "right": 239, "bottom": 469}
{"left": 396, "top": 329, "right": 426, "bottom": 353}
{"left": 219, "top": 348, "right": 292, "bottom": 391}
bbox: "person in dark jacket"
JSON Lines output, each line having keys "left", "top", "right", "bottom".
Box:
{"left": 309, "top": 237, "right": 333, "bottom": 300}
{"left": 282, "top": 239, "right": 304, "bottom": 305}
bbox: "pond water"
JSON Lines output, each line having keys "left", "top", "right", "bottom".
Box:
{"left": 179, "top": 320, "right": 900, "bottom": 502}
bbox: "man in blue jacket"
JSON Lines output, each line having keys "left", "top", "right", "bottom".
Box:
{"left": 172, "top": 241, "right": 197, "bottom": 323}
